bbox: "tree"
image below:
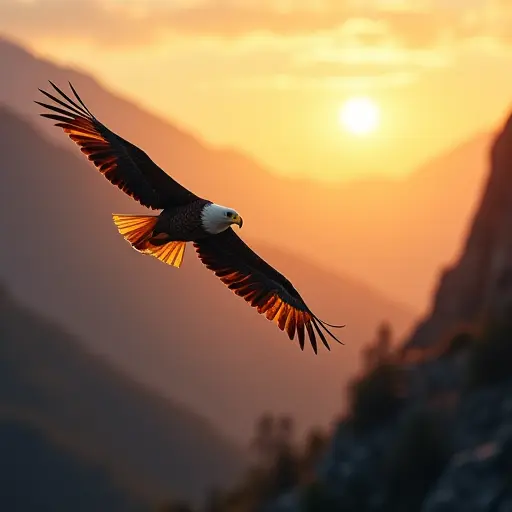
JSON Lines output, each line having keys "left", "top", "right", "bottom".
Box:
{"left": 157, "top": 501, "right": 194, "bottom": 512}
{"left": 300, "top": 428, "right": 328, "bottom": 484}
{"left": 349, "top": 362, "right": 405, "bottom": 433}
{"left": 362, "top": 321, "right": 393, "bottom": 371}
{"left": 381, "top": 410, "right": 450, "bottom": 512}
{"left": 465, "top": 318, "right": 512, "bottom": 390}
{"left": 250, "top": 413, "right": 275, "bottom": 467}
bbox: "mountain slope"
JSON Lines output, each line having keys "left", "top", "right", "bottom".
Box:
{"left": 0, "top": 417, "right": 147, "bottom": 512}
{"left": 298, "top": 106, "right": 512, "bottom": 512}
{"left": 403, "top": 106, "right": 512, "bottom": 351}
{"left": 0, "top": 106, "right": 414, "bottom": 442}
{"left": 0, "top": 36, "right": 493, "bottom": 310}
{"left": 0, "top": 281, "right": 244, "bottom": 505}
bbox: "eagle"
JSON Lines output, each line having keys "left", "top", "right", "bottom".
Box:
{"left": 36, "top": 82, "right": 344, "bottom": 353}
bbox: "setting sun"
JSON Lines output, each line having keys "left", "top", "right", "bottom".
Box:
{"left": 339, "top": 97, "right": 380, "bottom": 136}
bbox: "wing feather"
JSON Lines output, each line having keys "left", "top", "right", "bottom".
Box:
{"left": 36, "top": 81, "right": 199, "bottom": 209}
{"left": 194, "top": 229, "right": 344, "bottom": 354}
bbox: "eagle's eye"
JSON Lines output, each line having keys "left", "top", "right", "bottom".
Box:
{"left": 226, "top": 211, "right": 233, "bottom": 218}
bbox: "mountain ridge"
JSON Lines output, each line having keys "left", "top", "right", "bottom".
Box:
{"left": 0, "top": 104, "right": 414, "bottom": 443}
{"left": 0, "top": 279, "right": 245, "bottom": 505}
{"left": 0, "top": 34, "right": 493, "bottom": 311}
{"left": 259, "top": 103, "right": 512, "bottom": 512}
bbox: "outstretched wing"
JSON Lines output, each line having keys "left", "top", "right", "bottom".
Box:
{"left": 194, "top": 229, "right": 344, "bottom": 354}
{"left": 36, "top": 81, "right": 199, "bottom": 210}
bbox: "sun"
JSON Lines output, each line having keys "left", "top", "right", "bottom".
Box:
{"left": 338, "top": 97, "right": 380, "bottom": 136}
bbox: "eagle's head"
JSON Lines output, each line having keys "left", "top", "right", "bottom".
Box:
{"left": 201, "top": 203, "right": 243, "bottom": 235}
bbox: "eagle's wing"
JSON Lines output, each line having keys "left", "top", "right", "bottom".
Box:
{"left": 194, "top": 228, "right": 344, "bottom": 353}
{"left": 36, "top": 82, "right": 199, "bottom": 210}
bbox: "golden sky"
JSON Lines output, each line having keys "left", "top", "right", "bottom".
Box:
{"left": 3, "top": 0, "right": 512, "bottom": 181}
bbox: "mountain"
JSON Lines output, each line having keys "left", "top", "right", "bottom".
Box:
{"left": 0, "top": 36, "right": 494, "bottom": 311}
{"left": 0, "top": 281, "right": 244, "bottom": 506}
{"left": 403, "top": 105, "right": 512, "bottom": 351}
{"left": 0, "top": 106, "right": 414, "bottom": 443}
{"left": 259, "top": 105, "right": 512, "bottom": 512}
{"left": 315, "top": 99, "right": 512, "bottom": 512}
{"left": 0, "top": 417, "right": 146, "bottom": 512}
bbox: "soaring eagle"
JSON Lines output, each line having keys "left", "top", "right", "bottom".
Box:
{"left": 36, "top": 82, "right": 344, "bottom": 353}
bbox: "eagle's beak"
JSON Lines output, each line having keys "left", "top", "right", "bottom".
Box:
{"left": 233, "top": 215, "right": 243, "bottom": 228}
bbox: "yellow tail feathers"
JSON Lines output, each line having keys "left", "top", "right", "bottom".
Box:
{"left": 112, "top": 214, "right": 157, "bottom": 248}
{"left": 142, "top": 240, "right": 187, "bottom": 268}
{"left": 112, "top": 214, "right": 186, "bottom": 268}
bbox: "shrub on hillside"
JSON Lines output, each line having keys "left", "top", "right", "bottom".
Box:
{"left": 348, "top": 363, "right": 405, "bottom": 433}
{"left": 157, "top": 501, "right": 194, "bottom": 512}
{"left": 380, "top": 409, "right": 451, "bottom": 512}
{"left": 465, "top": 319, "right": 512, "bottom": 391}
{"left": 300, "top": 481, "right": 339, "bottom": 512}
{"left": 443, "top": 331, "right": 474, "bottom": 359}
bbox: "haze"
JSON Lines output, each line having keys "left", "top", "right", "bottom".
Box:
{"left": 3, "top": 1, "right": 512, "bottom": 508}
{"left": 0, "top": 0, "right": 510, "bottom": 451}
{"left": 3, "top": 0, "right": 512, "bottom": 182}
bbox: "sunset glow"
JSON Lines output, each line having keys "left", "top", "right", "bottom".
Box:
{"left": 4, "top": 4, "right": 512, "bottom": 501}
{"left": 339, "top": 97, "right": 380, "bottom": 136}
{"left": 4, "top": 0, "right": 512, "bottom": 181}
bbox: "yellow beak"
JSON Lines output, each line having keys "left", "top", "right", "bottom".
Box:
{"left": 233, "top": 215, "right": 243, "bottom": 228}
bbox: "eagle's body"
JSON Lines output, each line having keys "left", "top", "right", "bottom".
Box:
{"left": 36, "top": 81, "right": 344, "bottom": 353}
{"left": 153, "top": 200, "right": 212, "bottom": 242}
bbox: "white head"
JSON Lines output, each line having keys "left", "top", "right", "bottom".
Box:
{"left": 201, "top": 203, "right": 244, "bottom": 235}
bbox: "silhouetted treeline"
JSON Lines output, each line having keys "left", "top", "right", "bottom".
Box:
{"left": 159, "top": 412, "right": 330, "bottom": 512}
{"left": 161, "top": 318, "right": 512, "bottom": 512}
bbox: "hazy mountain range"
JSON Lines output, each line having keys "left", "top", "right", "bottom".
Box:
{"left": 0, "top": 33, "right": 498, "bottom": 511}
{"left": 0, "top": 418, "right": 145, "bottom": 511}
{"left": 0, "top": 282, "right": 244, "bottom": 507}
{"left": 0, "top": 34, "right": 496, "bottom": 445}
{"left": 0, "top": 36, "right": 494, "bottom": 312}
{"left": 0, "top": 105, "right": 415, "bottom": 443}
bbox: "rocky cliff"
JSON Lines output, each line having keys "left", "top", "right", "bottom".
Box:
{"left": 264, "top": 109, "right": 512, "bottom": 512}
{"left": 404, "top": 111, "right": 512, "bottom": 354}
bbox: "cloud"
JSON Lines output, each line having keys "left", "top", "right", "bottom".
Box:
{"left": 0, "top": 0, "right": 352, "bottom": 46}
{"left": 0, "top": 0, "right": 507, "bottom": 46}
{"left": 207, "top": 71, "right": 417, "bottom": 91}
{"left": 0, "top": 0, "right": 162, "bottom": 46}
{"left": 1, "top": 0, "right": 510, "bottom": 92}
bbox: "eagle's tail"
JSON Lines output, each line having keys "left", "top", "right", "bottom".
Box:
{"left": 112, "top": 214, "right": 158, "bottom": 250}
{"left": 112, "top": 214, "right": 187, "bottom": 268}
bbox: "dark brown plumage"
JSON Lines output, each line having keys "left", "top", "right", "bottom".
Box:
{"left": 194, "top": 229, "right": 343, "bottom": 353}
{"left": 36, "top": 81, "right": 344, "bottom": 353}
{"left": 36, "top": 81, "right": 197, "bottom": 210}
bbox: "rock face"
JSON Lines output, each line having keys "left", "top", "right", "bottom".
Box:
{"left": 423, "top": 385, "right": 512, "bottom": 512}
{"left": 404, "top": 112, "right": 512, "bottom": 352}
{"left": 266, "top": 110, "right": 512, "bottom": 511}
